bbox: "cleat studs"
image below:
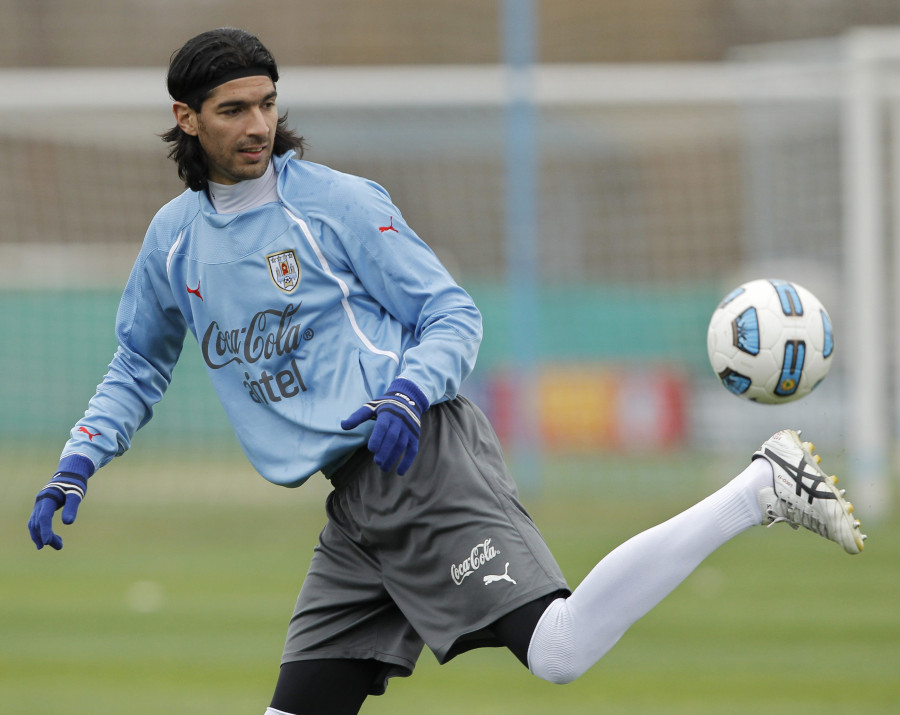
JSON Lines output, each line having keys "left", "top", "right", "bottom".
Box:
{"left": 847, "top": 503, "right": 854, "bottom": 513}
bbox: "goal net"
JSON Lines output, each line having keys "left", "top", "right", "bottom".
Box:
{"left": 0, "top": 36, "right": 895, "bottom": 510}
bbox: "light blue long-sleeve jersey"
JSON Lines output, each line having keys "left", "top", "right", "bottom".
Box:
{"left": 59, "top": 152, "right": 483, "bottom": 487}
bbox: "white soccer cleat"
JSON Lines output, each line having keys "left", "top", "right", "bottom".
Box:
{"left": 753, "top": 429, "right": 866, "bottom": 555}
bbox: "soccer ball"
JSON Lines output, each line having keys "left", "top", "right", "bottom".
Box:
{"left": 706, "top": 278, "right": 834, "bottom": 404}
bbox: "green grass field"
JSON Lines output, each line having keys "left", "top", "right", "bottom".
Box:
{"left": 2, "top": 449, "right": 898, "bottom": 714}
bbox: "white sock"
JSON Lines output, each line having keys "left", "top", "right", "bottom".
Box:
{"left": 528, "top": 458, "right": 772, "bottom": 684}
{"left": 265, "top": 708, "right": 293, "bottom": 715}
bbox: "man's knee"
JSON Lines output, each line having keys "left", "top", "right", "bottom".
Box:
{"left": 526, "top": 597, "right": 583, "bottom": 685}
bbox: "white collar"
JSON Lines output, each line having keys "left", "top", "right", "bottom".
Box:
{"left": 207, "top": 160, "right": 278, "bottom": 214}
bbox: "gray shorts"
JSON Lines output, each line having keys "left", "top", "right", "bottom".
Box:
{"left": 280, "top": 395, "right": 569, "bottom": 694}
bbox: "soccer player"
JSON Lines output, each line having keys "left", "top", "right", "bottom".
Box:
{"left": 27, "top": 28, "right": 866, "bottom": 715}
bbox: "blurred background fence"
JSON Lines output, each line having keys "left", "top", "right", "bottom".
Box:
{"left": 1, "top": 1, "right": 899, "bottom": 514}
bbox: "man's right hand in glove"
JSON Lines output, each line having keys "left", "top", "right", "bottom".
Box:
{"left": 28, "top": 471, "right": 89, "bottom": 550}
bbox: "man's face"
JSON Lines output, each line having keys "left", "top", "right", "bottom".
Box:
{"left": 174, "top": 75, "right": 279, "bottom": 185}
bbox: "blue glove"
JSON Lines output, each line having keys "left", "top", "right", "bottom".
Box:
{"left": 341, "top": 378, "right": 429, "bottom": 475}
{"left": 28, "top": 471, "right": 88, "bottom": 550}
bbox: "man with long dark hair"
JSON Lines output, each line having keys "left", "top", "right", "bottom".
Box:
{"left": 28, "top": 28, "right": 866, "bottom": 715}
{"left": 161, "top": 29, "right": 306, "bottom": 192}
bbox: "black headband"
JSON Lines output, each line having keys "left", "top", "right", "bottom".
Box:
{"left": 179, "top": 66, "right": 273, "bottom": 105}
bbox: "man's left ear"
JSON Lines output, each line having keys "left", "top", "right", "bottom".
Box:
{"left": 172, "top": 102, "right": 199, "bottom": 136}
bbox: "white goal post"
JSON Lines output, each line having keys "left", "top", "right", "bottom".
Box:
{"left": 840, "top": 28, "right": 900, "bottom": 521}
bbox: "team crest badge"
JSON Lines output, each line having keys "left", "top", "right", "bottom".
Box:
{"left": 267, "top": 250, "right": 300, "bottom": 292}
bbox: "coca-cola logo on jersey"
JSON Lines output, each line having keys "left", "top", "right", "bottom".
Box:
{"left": 450, "top": 538, "right": 500, "bottom": 586}
{"left": 200, "top": 304, "right": 314, "bottom": 405}
{"left": 201, "top": 304, "right": 310, "bottom": 369}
